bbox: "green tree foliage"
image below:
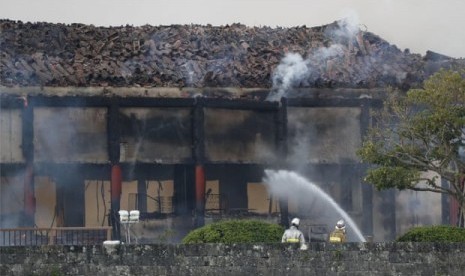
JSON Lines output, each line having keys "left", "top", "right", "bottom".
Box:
{"left": 357, "top": 70, "right": 465, "bottom": 226}
{"left": 397, "top": 225, "right": 465, "bottom": 242}
{"left": 182, "top": 219, "right": 284, "bottom": 244}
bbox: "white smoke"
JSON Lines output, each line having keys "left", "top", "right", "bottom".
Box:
{"left": 313, "top": 44, "right": 345, "bottom": 59}
{"left": 267, "top": 53, "right": 310, "bottom": 101}
{"left": 267, "top": 12, "right": 365, "bottom": 101}
{"left": 332, "top": 11, "right": 361, "bottom": 40}
{"left": 0, "top": 174, "right": 26, "bottom": 228}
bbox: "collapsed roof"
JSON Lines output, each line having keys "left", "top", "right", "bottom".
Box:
{"left": 1, "top": 19, "right": 463, "bottom": 91}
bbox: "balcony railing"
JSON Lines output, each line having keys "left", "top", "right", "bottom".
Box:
{"left": 0, "top": 227, "right": 112, "bottom": 246}
{"left": 205, "top": 193, "right": 228, "bottom": 215}
{"left": 128, "top": 193, "right": 174, "bottom": 214}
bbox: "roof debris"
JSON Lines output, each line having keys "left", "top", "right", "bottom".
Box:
{"left": 1, "top": 20, "right": 463, "bottom": 90}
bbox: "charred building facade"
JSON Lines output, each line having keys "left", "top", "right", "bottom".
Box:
{"left": 1, "top": 19, "right": 463, "bottom": 242}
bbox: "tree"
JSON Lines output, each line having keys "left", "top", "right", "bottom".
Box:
{"left": 357, "top": 70, "right": 465, "bottom": 226}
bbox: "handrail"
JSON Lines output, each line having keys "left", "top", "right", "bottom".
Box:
{"left": 128, "top": 193, "right": 174, "bottom": 214}
{"left": 0, "top": 226, "right": 112, "bottom": 246}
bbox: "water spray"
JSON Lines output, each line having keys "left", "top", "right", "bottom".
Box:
{"left": 263, "top": 169, "right": 366, "bottom": 242}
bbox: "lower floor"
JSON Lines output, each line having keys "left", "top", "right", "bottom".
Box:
{"left": 0, "top": 163, "right": 453, "bottom": 242}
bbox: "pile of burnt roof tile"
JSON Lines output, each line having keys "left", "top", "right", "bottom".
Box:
{"left": 0, "top": 19, "right": 463, "bottom": 89}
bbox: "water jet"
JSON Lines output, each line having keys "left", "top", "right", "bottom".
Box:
{"left": 264, "top": 169, "right": 366, "bottom": 242}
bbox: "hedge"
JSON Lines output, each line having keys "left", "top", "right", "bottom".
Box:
{"left": 396, "top": 225, "right": 465, "bottom": 242}
{"left": 182, "top": 219, "right": 284, "bottom": 244}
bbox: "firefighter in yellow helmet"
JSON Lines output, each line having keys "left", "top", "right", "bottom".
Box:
{"left": 329, "top": 219, "right": 347, "bottom": 243}
{"left": 282, "top": 217, "right": 307, "bottom": 249}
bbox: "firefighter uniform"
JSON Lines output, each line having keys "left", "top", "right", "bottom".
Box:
{"left": 329, "top": 228, "right": 346, "bottom": 243}
{"left": 282, "top": 218, "right": 306, "bottom": 248}
{"left": 329, "top": 219, "right": 347, "bottom": 243}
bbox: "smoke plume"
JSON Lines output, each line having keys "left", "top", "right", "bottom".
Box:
{"left": 266, "top": 12, "right": 405, "bottom": 101}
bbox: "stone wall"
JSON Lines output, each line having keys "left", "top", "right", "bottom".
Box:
{"left": 1, "top": 243, "right": 465, "bottom": 275}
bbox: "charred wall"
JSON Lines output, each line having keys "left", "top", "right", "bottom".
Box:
{"left": 0, "top": 94, "right": 363, "bottom": 211}
{"left": 0, "top": 89, "right": 447, "bottom": 241}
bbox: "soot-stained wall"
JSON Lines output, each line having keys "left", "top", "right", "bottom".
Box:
{"left": 204, "top": 109, "right": 276, "bottom": 163}
{"left": 0, "top": 92, "right": 447, "bottom": 241}
{"left": 34, "top": 107, "right": 108, "bottom": 163}
{"left": 0, "top": 108, "right": 23, "bottom": 163}
{"left": 119, "top": 107, "right": 192, "bottom": 163}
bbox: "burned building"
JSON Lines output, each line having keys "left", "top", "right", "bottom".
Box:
{"left": 1, "top": 19, "right": 464, "bottom": 243}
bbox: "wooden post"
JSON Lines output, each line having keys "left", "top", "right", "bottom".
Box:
{"left": 192, "top": 98, "right": 205, "bottom": 227}
{"left": 277, "top": 97, "right": 289, "bottom": 228}
{"left": 22, "top": 96, "right": 35, "bottom": 227}
{"left": 108, "top": 97, "right": 122, "bottom": 240}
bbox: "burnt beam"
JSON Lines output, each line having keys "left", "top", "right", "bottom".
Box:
{"left": 108, "top": 97, "right": 120, "bottom": 164}
{"left": 287, "top": 98, "right": 382, "bottom": 108}
{"left": 192, "top": 98, "right": 206, "bottom": 226}
{"left": 33, "top": 162, "right": 175, "bottom": 181}
{"left": 202, "top": 98, "right": 279, "bottom": 111}
{"left": 14, "top": 95, "right": 383, "bottom": 110}
{"left": 205, "top": 164, "right": 266, "bottom": 182}
{"left": 0, "top": 163, "right": 26, "bottom": 176}
{"left": 0, "top": 96, "right": 26, "bottom": 108}
{"left": 276, "top": 98, "right": 289, "bottom": 227}
{"left": 276, "top": 97, "right": 288, "bottom": 161}
{"left": 21, "top": 98, "right": 35, "bottom": 226}
{"left": 33, "top": 163, "right": 111, "bottom": 179}
{"left": 118, "top": 97, "right": 195, "bottom": 107}
{"left": 192, "top": 98, "right": 205, "bottom": 164}
{"left": 107, "top": 97, "right": 122, "bottom": 240}
{"left": 120, "top": 164, "right": 174, "bottom": 181}
{"left": 28, "top": 96, "right": 110, "bottom": 107}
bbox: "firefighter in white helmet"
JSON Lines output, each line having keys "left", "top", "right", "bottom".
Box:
{"left": 329, "top": 219, "right": 347, "bottom": 243}
{"left": 282, "top": 217, "right": 307, "bottom": 249}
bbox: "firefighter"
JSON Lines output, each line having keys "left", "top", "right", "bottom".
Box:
{"left": 329, "top": 219, "right": 347, "bottom": 243}
{"left": 282, "top": 217, "right": 307, "bottom": 249}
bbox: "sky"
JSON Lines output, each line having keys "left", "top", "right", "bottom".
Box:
{"left": 1, "top": 0, "right": 464, "bottom": 58}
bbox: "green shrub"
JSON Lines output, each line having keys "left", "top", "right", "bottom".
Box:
{"left": 182, "top": 219, "right": 284, "bottom": 244}
{"left": 396, "top": 225, "right": 465, "bottom": 242}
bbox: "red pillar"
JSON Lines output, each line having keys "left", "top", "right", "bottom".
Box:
{"left": 111, "top": 164, "right": 122, "bottom": 209}
{"left": 110, "top": 164, "right": 123, "bottom": 239}
{"left": 23, "top": 162, "right": 35, "bottom": 225}
{"left": 195, "top": 165, "right": 206, "bottom": 227}
{"left": 195, "top": 165, "right": 206, "bottom": 211}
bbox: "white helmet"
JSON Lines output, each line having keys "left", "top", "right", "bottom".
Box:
{"left": 336, "top": 219, "right": 345, "bottom": 229}
{"left": 291, "top": 217, "right": 300, "bottom": 227}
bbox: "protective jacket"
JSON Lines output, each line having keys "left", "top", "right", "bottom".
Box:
{"left": 281, "top": 225, "right": 305, "bottom": 246}
{"left": 329, "top": 228, "right": 346, "bottom": 243}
